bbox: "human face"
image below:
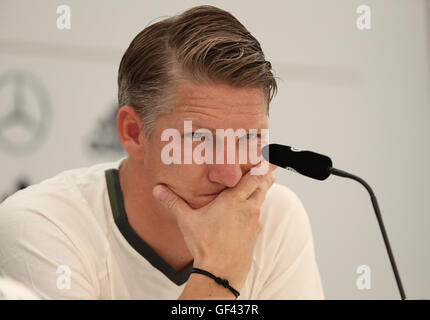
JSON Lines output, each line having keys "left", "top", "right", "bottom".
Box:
{"left": 141, "top": 81, "right": 268, "bottom": 209}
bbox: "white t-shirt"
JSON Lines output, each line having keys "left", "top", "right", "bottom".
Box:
{"left": 0, "top": 158, "right": 324, "bottom": 299}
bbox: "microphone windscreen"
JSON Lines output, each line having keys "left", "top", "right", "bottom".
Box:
{"left": 262, "top": 144, "right": 332, "bottom": 180}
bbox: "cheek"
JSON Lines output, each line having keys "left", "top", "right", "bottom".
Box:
{"left": 162, "top": 163, "right": 207, "bottom": 188}
{"left": 142, "top": 146, "right": 165, "bottom": 173}
{"left": 176, "top": 164, "right": 207, "bottom": 182}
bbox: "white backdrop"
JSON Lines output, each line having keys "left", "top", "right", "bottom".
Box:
{"left": 0, "top": 0, "right": 429, "bottom": 299}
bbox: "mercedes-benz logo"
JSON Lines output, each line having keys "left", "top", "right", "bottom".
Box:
{"left": 0, "top": 70, "right": 51, "bottom": 154}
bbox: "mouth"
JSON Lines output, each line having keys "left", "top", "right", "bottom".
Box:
{"left": 202, "top": 192, "right": 222, "bottom": 199}
{"left": 204, "top": 192, "right": 219, "bottom": 196}
{"left": 184, "top": 193, "right": 220, "bottom": 209}
{"left": 203, "top": 188, "right": 227, "bottom": 197}
{"left": 181, "top": 188, "right": 227, "bottom": 208}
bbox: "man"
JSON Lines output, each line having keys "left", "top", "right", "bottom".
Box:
{"left": 0, "top": 5, "right": 324, "bottom": 299}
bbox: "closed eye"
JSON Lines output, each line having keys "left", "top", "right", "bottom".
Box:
{"left": 185, "top": 132, "right": 211, "bottom": 140}
{"left": 240, "top": 133, "right": 259, "bottom": 140}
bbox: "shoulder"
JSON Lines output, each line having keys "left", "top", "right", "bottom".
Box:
{"left": 0, "top": 161, "right": 123, "bottom": 299}
{"left": 263, "top": 182, "right": 303, "bottom": 210}
{"left": 249, "top": 183, "right": 324, "bottom": 299}
{"left": 256, "top": 182, "right": 315, "bottom": 262}
{"left": 1, "top": 165, "right": 89, "bottom": 226}
{"left": 0, "top": 159, "right": 123, "bottom": 254}
{"left": 0, "top": 169, "right": 83, "bottom": 226}
{"left": 260, "top": 182, "right": 309, "bottom": 231}
{"left": 0, "top": 159, "right": 123, "bottom": 221}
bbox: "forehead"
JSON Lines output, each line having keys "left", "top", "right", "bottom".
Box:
{"left": 167, "top": 81, "right": 268, "bottom": 130}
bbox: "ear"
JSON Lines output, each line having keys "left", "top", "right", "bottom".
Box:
{"left": 117, "top": 105, "right": 146, "bottom": 161}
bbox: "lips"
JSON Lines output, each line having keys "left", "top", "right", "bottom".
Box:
{"left": 203, "top": 188, "right": 226, "bottom": 197}
{"left": 204, "top": 192, "right": 220, "bottom": 197}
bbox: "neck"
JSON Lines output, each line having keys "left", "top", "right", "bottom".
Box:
{"left": 118, "top": 157, "right": 193, "bottom": 270}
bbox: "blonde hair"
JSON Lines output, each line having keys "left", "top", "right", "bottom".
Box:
{"left": 118, "top": 5, "right": 277, "bottom": 138}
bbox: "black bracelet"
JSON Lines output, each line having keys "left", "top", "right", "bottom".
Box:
{"left": 191, "top": 267, "right": 240, "bottom": 299}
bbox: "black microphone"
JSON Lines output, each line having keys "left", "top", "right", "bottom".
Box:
{"left": 262, "top": 143, "right": 407, "bottom": 300}
{"left": 261, "top": 144, "right": 332, "bottom": 180}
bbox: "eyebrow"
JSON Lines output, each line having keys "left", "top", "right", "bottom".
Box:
{"left": 190, "top": 122, "right": 267, "bottom": 132}
{"left": 183, "top": 122, "right": 266, "bottom": 137}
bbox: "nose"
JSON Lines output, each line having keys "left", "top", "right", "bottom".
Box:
{"left": 207, "top": 163, "right": 243, "bottom": 188}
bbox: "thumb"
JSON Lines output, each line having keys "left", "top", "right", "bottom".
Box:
{"left": 152, "top": 184, "right": 192, "bottom": 218}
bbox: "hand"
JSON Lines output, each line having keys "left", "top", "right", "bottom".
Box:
{"left": 152, "top": 162, "right": 277, "bottom": 290}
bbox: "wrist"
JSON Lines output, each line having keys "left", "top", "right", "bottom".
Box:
{"left": 193, "top": 261, "right": 246, "bottom": 291}
{"left": 180, "top": 272, "right": 236, "bottom": 300}
{"left": 191, "top": 267, "right": 240, "bottom": 299}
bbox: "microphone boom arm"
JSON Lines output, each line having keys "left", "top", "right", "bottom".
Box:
{"left": 329, "top": 167, "right": 407, "bottom": 300}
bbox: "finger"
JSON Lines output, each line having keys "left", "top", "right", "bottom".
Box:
{"left": 268, "top": 163, "right": 278, "bottom": 174}
{"left": 152, "top": 184, "right": 193, "bottom": 219}
{"left": 232, "top": 168, "right": 273, "bottom": 200}
{"left": 248, "top": 173, "right": 275, "bottom": 205}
